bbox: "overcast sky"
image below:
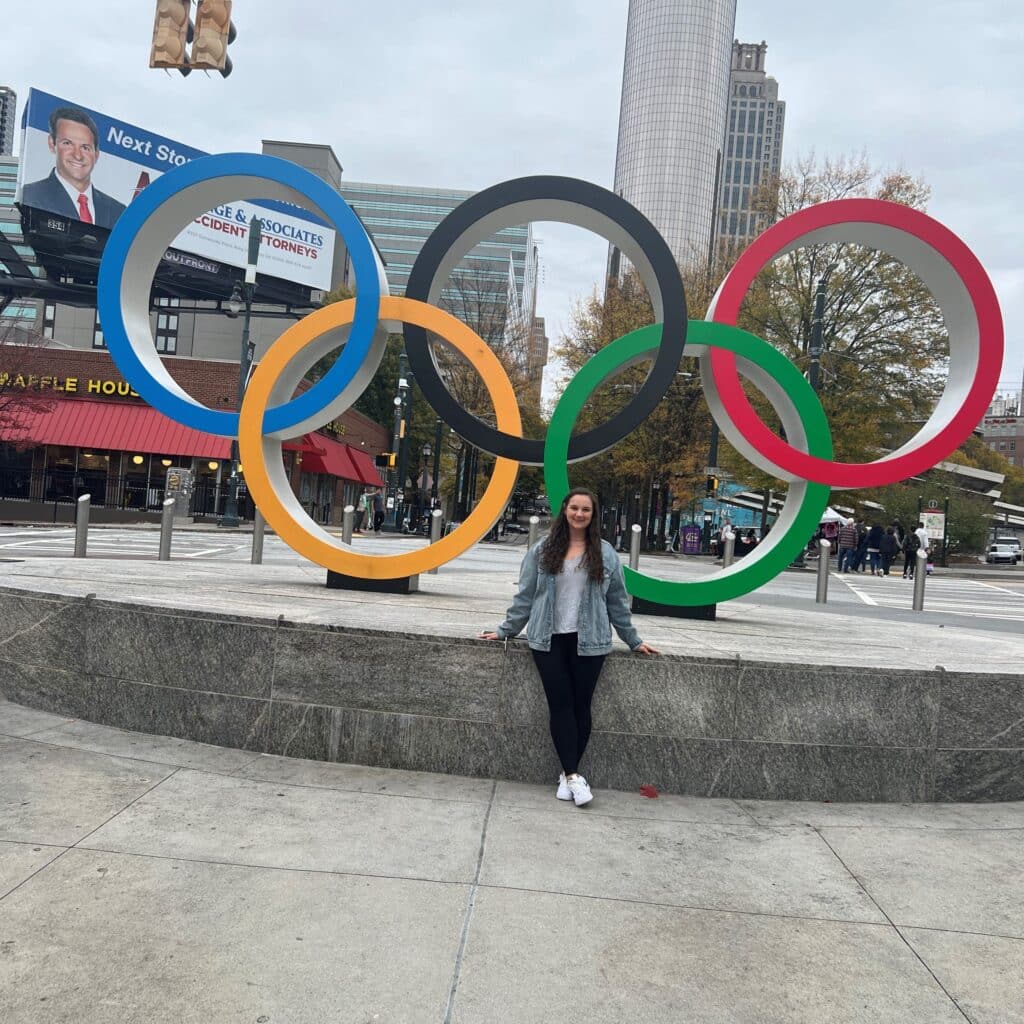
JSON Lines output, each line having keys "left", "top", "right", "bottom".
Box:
{"left": 6, "top": 0, "right": 1023, "bottom": 400}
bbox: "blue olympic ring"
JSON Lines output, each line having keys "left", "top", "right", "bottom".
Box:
{"left": 97, "top": 153, "right": 382, "bottom": 437}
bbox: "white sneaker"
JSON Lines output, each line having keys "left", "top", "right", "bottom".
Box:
{"left": 556, "top": 773, "right": 573, "bottom": 801}
{"left": 567, "top": 775, "right": 593, "bottom": 806}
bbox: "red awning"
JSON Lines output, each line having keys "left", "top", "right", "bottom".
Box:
{"left": 2, "top": 398, "right": 386, "bottom": 486}
{"left": 348, "top": 446, "right": 385, "bottom": 486}
{"left": 1, "top": 399, "right": 231, "bottom": 458}
{"left": 301, "top": 433, "right": 385, "bottom": 486}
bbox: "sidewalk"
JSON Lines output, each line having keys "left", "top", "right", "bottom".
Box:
{"left": 1, "top": 700, "right": 1021, "bottom": 1024}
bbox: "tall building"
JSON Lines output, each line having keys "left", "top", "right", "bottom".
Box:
{"left": 0, "top": 155, "right": 44, "bottom": 327}
{"left": 339, "top": 180, "right": 536, "bottom": 349}
{"left": 0, "top": 88, "right": 16, "bottom": 157}
{"left": 611, "top": 0, "right": 737, "bottom": 271}
{"left": 716, "top": 41, "right": 786, "bottom": 252}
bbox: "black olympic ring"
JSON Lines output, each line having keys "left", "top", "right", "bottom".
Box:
{"left": 403, "top": 175, "right": 688, "bottom": 465}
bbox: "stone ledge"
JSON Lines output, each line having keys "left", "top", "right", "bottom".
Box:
{"left": 0, "top": 588, "right": 1020, "bottom": 801}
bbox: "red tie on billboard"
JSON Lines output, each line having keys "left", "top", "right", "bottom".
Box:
{"left": 77, "top": 193, "right": 93, "bottom": 224}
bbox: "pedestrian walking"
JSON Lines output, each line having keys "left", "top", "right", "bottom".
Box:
{"left": 480, "top": 487, "right": 658, "bottom": 807}
{"left": 880, "top": 527, "right": 900, "bottom": 576}
{"left": 902, "top": 527, "right": 922, "bottom": 578}
{"left": 849, "top": 519, "right": 869, "bottom": 572}
{"left": 837, "top": 517, "right": 859, "bottom": 572}
{"left": 371, "top": 489, "right": 385, "bottom": 533}
{"left": 355, "top": 490, "right": 369, "bottom": 533}
{"left": 866, "top": 523, "right": 885, "bottom": 575}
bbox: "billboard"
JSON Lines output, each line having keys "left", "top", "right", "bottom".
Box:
{"left": 16, "top": 88, "right": 335, "bottom": 290}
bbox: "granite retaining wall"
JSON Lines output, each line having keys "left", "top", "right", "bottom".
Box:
{"left": 1, "top": 586, "right": 1020, "bottom": 801}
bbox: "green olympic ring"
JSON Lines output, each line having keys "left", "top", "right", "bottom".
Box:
{"left": 543, "top": 320, "right": 833, "bottom": 606}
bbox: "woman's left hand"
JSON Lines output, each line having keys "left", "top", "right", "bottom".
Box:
{"left": 633, "top": 643, "right": 660, "bottom": 656}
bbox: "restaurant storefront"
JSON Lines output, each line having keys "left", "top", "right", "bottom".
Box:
{"left": 0, "top": 347, "right": 387, "bottom": 525}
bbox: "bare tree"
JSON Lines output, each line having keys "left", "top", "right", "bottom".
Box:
{"left": 0, "top": 319, "right": 55, "bottom": 441}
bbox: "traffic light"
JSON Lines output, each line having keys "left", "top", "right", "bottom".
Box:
{"left": 149, "top": 0, "right": 193, "bottom": 74}
{"left": 705, "top": 475, "right": 719, "bottom": 497}
{"left": 375, "top": 453, "right": 397, "bottom": 469}
{"left": 191, "top": 0, "right": 236, "bottom": 77}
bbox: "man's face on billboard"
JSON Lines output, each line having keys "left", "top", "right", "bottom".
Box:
{"left": 48, "top": 118, "right": 98, "bottom": 190}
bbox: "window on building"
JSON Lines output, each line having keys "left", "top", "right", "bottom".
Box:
{"left": 43, "top": 302, "right": 55, "bottom": 339}
{"left": 92, "top": 308, "right": 105, "bottom": 349}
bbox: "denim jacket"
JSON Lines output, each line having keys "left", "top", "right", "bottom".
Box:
{"left": 495, "top": 539, "right": 643, "bottom": 655}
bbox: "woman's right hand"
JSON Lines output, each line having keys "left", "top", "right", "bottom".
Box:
{"left": 479, "top": 631, "right": 500, "bottom": 641}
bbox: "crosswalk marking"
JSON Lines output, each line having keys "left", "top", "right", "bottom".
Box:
{"left": 837, "top": 573, "right": 1024, "bottom": 622}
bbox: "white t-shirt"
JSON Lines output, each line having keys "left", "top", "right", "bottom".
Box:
{"left": 915, "top": 527, "right": 930, "bottom": 551}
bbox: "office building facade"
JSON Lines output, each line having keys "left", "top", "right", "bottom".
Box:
{"left": 0, "top": 88, "right": 16, "bottom": 157}
{"left": 717, "top": 41, "right": 786, "bottom": 252}
{"left": 612, "top": 0, "right": 737, "bottom": 270}
{"left": 339, "top": 179, "right": 536, "bottom": 349}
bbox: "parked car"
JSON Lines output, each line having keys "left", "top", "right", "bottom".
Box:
{"left": 993, "top": 536, "right": 1022, "bottom": 557}
{"left": 985, "top": 544, "right": 1020, "bottom": 565}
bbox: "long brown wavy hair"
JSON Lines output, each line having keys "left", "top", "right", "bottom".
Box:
{"left": 539, "top": 487, "right": 605, "bottom": 582}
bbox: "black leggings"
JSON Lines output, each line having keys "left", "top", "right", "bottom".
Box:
{"left": 531, "top": 632, "right": 606, "bottom": 776}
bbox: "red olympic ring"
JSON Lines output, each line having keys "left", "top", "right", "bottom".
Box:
{"left": 707, "top": 198, "right": 1003, "bottom": 489}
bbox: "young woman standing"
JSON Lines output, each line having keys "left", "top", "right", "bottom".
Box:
{"left": 480, "top": 487, "right": 658, "bottom": 806}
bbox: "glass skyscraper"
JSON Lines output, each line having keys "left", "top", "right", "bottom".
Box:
{"left": 0, "top": 155, "right": 45, "bottom": 327}
{"left": 612, "top": 0, "right": 737, "bottom": 270}
{"left": 717, "top": 41, "right": 786, "bottom": 252}
{"left": 340, "top": 180, "right": 536, "bottom": 346}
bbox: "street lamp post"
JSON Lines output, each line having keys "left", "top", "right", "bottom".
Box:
{"left": 387, "top": 394, "right": 403, "bottom": 530}
{"left": 221, "top": 216, "right": 262, "bottom": 528}
{"left": 808, "top": 262, "right": 838, "bottom": 395}
{"left": 431, "top": 418, "right": 442, "bottom": 503}
{"left": 386, "top": 355, "right": 414, "bottom": 530}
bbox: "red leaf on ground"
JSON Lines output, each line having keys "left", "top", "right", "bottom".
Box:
{"left": 639, "top": 784, "right": 659, "bottom": 799}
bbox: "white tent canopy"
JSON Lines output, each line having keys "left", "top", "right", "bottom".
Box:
{"left": 819, "top": 507, "right": 850, "bottom": 524}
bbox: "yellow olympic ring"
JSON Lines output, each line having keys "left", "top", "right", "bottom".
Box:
{"left": 238, "top": 296, "right": 521, "bottom": 579}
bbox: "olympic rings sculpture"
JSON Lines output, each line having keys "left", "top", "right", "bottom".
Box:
{"left": 96, "top": 154, "right": 1003, "bottom": 603}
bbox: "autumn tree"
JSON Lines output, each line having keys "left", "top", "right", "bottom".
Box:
{"left": 0, "top": 320, "right": 55, "bottom": 440}
{"left": 556, "top": 153, "right": 961, "bottom": 544}
{"left": 555, "top": 272, "right": 712, "bottom": 545}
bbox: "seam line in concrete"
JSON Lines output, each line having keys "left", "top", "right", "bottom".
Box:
{"left": 0, "top": 730, "right": 256, "bottom": 779}
{"left": 0, "top": 767, "right": 181, "bottom": 905}
{"left": 67, "top": 844, "right": 478, "bottom": 888}
{"left": 812, "top": 826, "right": 973, "bottom": 1022}
{"left": 0, "top": 845, "right": 70, "bottom": 904}
{"left": 442, "top": 778, "right": 498, "bottom": 1024}
{"left": 470, "top": 879, "right": 892, "bottom": 928}
{"left": 69, "top": 766, "right": 183, "bottom": 850}
{"left": 895, "top": 922, "right": 1024, "bottom": 943}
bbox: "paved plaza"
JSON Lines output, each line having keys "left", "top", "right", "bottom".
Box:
{"left": 0, "top": 701, "right": 1021, "bottom": 1023}
{"left": 1, "top": 540, "right": 1023, "bottom": 1022}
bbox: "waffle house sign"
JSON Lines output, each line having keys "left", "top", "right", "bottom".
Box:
{"left": 0, "top": 371, "right": 140, "bottom": 398}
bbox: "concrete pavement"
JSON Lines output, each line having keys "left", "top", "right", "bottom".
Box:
{"left": 1, "top": 699, "right": 1022, "bottom": 1024}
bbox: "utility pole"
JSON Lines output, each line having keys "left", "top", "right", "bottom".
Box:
{"left": 220, "top": 216, "right": 261, "bottom": 528}
{"left": 808, "top": 262, "right": 837, "bottom": 395}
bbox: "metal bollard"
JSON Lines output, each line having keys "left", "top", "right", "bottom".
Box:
{"left": 527, "top": 515, "right": 540, "bottom": 549}
{"left": 722, "top": 530, "right": 736, "bottom": 568}
{"left": 251, "top": 508, "right": 265, "bottom": 565}
{"left": 428, "top": 509, "right": 443, "bottom": 574}
{"left": 816, "top": 538, "right": 831, "bottom": 603}
{"left": 158, "top": 498, "right": 175, "bottom": 561}
{"left": 629, "top": 523, "right": 642, "bottom": 571}
{"left": 342, "top": 504, "right": 355, "bottom": 545}
{"left": 912, "top": 549, "right": 928, "bottom": 611}
{"left": 73, "top": 494, "right": 90, "bottom": 558}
